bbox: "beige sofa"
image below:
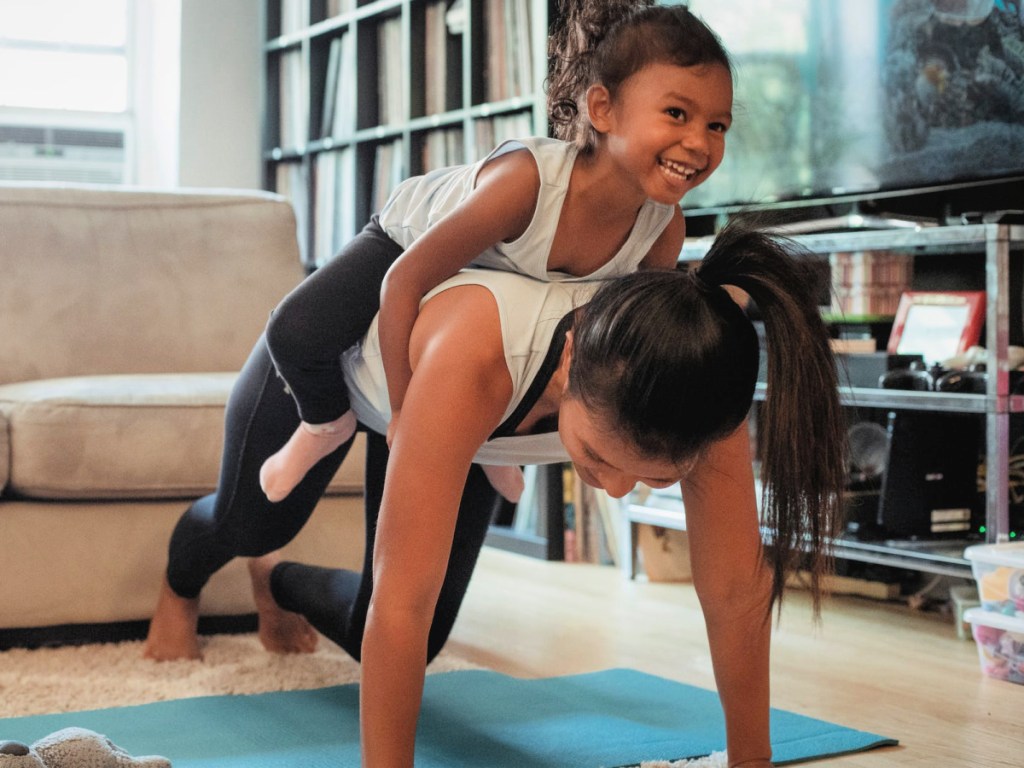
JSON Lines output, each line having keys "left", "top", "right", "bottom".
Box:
{"left": 0, "top": 183, "right": 365, "bottom": 645}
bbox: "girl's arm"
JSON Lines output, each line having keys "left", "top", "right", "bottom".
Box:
{"left": 681, "top": 423, "right": 775, "bottom": 768}
{"left": 361, "top": 284, "right": 513, "bottom": 767}
{"left": 639, "top": 205, "right": 686, "bottom": 270}
{"left": 378, "top": 151, "right": 540, "bottom": 434}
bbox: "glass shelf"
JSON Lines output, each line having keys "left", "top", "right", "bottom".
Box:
{"left": 626, "top": 494, "right": 977, "bottom": 580}
{"left": 681, "top": 222, "right": 1024, "bottom": 260}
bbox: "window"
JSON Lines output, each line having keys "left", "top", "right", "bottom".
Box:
{"left": 0, "top": 0, "right": 134, "bottom": 184}
{"left": 0, "top": 0, "right": 130, "bottom": 113}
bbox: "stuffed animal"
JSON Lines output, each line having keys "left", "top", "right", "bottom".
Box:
{"left": 0, "top": 727, "right": 170, "bottom": 768}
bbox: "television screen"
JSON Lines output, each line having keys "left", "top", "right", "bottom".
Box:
{"left": 683, "top": 0, "right": 1024, "bottom": 213}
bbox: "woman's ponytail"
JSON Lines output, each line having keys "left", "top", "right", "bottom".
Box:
{"left": 569, "top": 217, "right": 843, "bottom": 615}
{"left": 696, "top": 219, "right": 846, "bottom": 616}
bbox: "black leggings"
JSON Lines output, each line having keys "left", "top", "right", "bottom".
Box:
{"left": 264, "top": 216, "right": 404, "bottom": 425}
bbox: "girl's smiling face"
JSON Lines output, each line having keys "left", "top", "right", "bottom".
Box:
{"left": 590, "top": 61, "right": 734, "bottom": 205}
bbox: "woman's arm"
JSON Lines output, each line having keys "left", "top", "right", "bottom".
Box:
{"left": 361, "top": 284, "right": 513, "bottom": 767}
{"left": 681, "top": 423, "right": 774, "bottom": 768}
{"left": 378, "top": 151, "right": 539, "bottom": 431}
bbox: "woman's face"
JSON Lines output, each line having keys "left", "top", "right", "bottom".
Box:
{"left": 558, "top": 396, "right": 687, "bottom": 498}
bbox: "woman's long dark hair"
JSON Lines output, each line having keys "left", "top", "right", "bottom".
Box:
{"left": 547, "top": 0, "right": 733, "bottom": 153}
{"left": 568, "top": 219, "right": 846, "bottom": 614}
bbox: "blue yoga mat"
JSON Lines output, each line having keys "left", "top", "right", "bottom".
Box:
{"left": 0, "top": 668, "right": 896, "bottom": 767}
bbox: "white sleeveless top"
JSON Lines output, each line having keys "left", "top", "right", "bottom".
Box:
{"left": 377, "top": 136, "right": 676, "bottom": 282}
{"left": 342, "top": 269, "right": 600, "bottom": 465}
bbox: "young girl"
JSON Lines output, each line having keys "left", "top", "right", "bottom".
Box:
{"left": 258, "top": 0, "right": 735, "bottom": 503}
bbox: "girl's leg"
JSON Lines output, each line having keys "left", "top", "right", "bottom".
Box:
{"left": 259, "top": 411, "right": 357, "bottom": 502}
{"left": 480, "top": 464, "right": 525, "bottom": 503}
{"left": 270, "top": 432, "right": 501, "bottom": 662}
{"left": 260, "top": 220, "right": 403, "bottom": 502}
{"left": 146, "top": 333, "right": 356, "bottom": 659}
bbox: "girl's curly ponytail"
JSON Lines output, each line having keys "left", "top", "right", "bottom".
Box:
{"left": 547, "top": 0, "right": 651, "bottom": 144}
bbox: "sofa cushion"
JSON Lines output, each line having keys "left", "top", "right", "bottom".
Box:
{"left": 0, "top": 374, "right": 364, "bottom": 500}
{"left": 0, "top": 184, "right": 303, "bottom": 386}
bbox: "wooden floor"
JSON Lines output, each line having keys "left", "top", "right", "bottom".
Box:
{"left": 445, "top": 547, "right": 1021, "bottom": 768}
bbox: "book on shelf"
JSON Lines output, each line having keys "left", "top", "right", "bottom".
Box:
{"left": 275, "top": 162, "right": 310, "bottom": 264}
{"left": 280, "top": 0, "right": 308, "bottom": 35}
{"left": 829, "top": 250, "right": 913, "bottom": 317}
{"left": 485, "top": 0, "right": 507, "bottom": 103}
{"left": 558, "top": 464, "right": 620, "bottom": 566}
{"left": 377, "top": 15, "right": 404, "bottom": 126}
{"left": 372, "top": 139, "right": 405, "bottom": 216}
{"left": 483, "top": 0, "right": 533, "bottom": 102}
{"left": 325, "top": 0, "right": 355, "bottom": 18}
{"left": 421, "top": 127, "right": 464, "bottom": 172}
{"left": 322, "top": 33, "right": 355, "bottom": 139}
{"left": 830, "top": 337, "right": 878, "bottom": 354}
{"left": 562, "top": 464, "right": 578, "bottom": 562}
{"left": 278, "top": 49, "right": 307, "bottom": 149}
{"left": 512, "top": 0, "right": 533, "bottom": 98}
{"left": 321, "top": 37, "right": 341, "bottom": 140}
{"left": 424, "top": 0, "right": 449, "bottom": 116}
{"left": 573, "top": 475, "right": 601, "bottom": 564}
{"left": 313, "top": 148, "right": 356, "bottom": 266}
{"left": 472, "top": 111, "right": 533, "bottom": 159}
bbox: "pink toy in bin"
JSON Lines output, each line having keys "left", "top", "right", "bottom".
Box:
{"left": 965, "top": 607, "right": 1024, "bottom": 684}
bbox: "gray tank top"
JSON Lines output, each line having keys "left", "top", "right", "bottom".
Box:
{"left": 377, "top": 136, "right": 675, "bottom": 281}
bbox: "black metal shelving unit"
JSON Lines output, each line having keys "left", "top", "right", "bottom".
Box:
{"left": 626, "top": 222, "right": 1024, "bottom": 580}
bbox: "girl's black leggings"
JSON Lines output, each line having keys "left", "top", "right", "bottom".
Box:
{"left": 264, "top": 216, "right": 403, "bottom": 426}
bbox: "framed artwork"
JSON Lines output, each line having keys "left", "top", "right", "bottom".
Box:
{"left": 886, "top": 291, "right": 986, "bottom": 363}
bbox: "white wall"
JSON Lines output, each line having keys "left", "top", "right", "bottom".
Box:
{"left": 133, "top": 0, "right": 181, "bottom": 188}
{"left": 176, "top": 0, "right": 263, "bottom": 189}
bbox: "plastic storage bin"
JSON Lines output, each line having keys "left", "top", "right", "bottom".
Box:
{"left": 965, "top": 607, "right": 1024, "bottom": 684}
{"left": 964, "top": 541, "right": 1024, "bottom": 614}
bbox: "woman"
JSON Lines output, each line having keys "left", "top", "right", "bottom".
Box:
{"left": 146, "top": 220, "right": 845, "bottom": 768}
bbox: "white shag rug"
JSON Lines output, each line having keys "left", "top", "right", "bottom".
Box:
{"left": 0, "top": 633, "right": 727, "bottom": 767}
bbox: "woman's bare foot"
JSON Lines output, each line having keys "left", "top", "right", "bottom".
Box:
{"left": 259, "top": 411, "right": 357, "bottom": 502}
{"left": 144, "top": 577, "right": 203, "bottom": 661}
{"left": 248, "top": 553, "right": 319, "bottom": 654}
{"left": 482, "top": 464, "right": 525, "bottom": 503}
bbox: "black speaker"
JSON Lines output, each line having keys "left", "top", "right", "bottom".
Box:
{"left": 877, "top": 411, "right": 982, "bottom": 538}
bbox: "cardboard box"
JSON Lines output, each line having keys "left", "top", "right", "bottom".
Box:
{"left": 636, "top": 524, "right": 692, "bottom": 582}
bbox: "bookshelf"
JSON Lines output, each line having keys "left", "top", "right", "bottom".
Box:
{"left": 263, "top": 0, "right": 552, "bottom": 267}
{"left": 262, "top": 0, "right": 559, "bottom": 558}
